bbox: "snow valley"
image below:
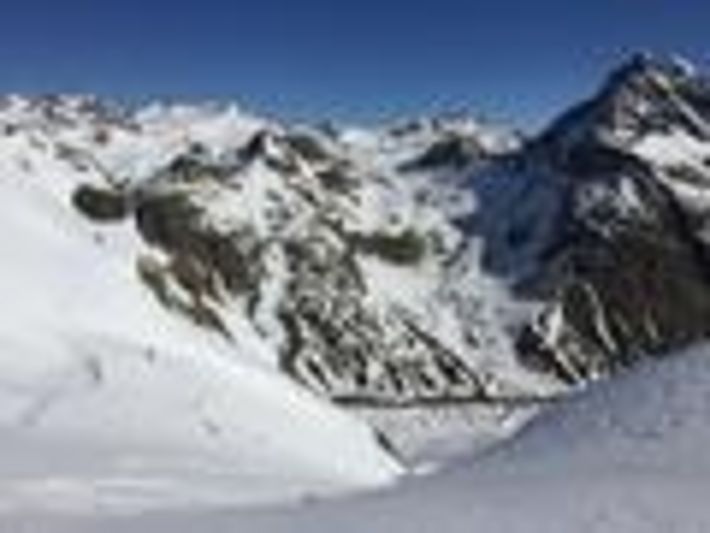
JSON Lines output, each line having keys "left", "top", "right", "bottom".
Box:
{"left": 3, "top": 53, "right": 710, "bottom": 531}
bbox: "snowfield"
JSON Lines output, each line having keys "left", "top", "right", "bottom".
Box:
{"left": 6, "top": 344, "right": 710, "bottom": 532}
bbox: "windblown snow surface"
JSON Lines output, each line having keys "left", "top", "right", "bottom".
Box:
{"left": 8, "top": 344, "right": 710, "bottom": 532}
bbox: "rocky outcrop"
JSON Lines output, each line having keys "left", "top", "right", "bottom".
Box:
{"left": 512, "top": 150, "right": 710, "bottom": 382}
{"left": 496, "top": 55, "right": 710, "bottom": 384}
{"left": 72, "top": 184, "right": 130, "bottom": 222}
{"left": 80, "top": 130, "right": 494, "bottom": 407}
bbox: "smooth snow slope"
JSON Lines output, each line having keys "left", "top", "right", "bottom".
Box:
{"left": 0, "top": 115, "right": 400, "bottom": 517}
{"left": 17, "top": 343, "right": 710, "bottom": 532}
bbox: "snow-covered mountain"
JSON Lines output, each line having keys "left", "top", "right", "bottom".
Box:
{"left": 488, "top": 53, "right": 710, "bottom": 383}
{"left": 0, "top": 92, "right": 540, "bottom": 465}
{"left": 3, "top": 53, "right": 710, "bottom": 527}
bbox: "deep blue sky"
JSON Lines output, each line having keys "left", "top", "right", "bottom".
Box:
{"left": 0, "top": 1, "right": 708, "bottom": 128}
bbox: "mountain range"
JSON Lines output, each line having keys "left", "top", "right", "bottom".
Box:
{"left": 2, "top": 53, "right": 710, "bottom": 528}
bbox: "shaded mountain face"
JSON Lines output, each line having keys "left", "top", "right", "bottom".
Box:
{"left": 3, "top": 55, "right": 710, "bottom": 460}
{"left": 476, "top": 54, "right": 710, "bottom": 383}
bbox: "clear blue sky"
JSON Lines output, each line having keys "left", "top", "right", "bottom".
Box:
{"left": 0, "top": 0, "right": 708, "bottom": 127}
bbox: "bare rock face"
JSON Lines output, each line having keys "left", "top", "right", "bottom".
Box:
{"left": 398, "top": 135, "right": 484, "bottom": 172}
{"left": 277, "top": 231, "right": 483, "bottom": 404}
{"left": 496, "top": 55, "right": 710, "bottom": 384}
{"left": 114, "top": 130, "right": 491, "bottom": 408}
{"left": 72, "top": 184, "right": 130, "bottom": 222}
{"left": 512, "top": 148, "right": 710, "bottom": 382}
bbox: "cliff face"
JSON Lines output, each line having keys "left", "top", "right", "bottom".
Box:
{"left": 495, "top": 55, "right": 710, "bottom": 383}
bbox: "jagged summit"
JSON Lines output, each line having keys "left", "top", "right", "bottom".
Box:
{"left": 599, "top": 52, "right": 698, "bottom": 96}
{"left": 537, "top": 53, "right": 710, "bottom": 158}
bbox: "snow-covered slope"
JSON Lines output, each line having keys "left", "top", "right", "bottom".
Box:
{"left": 0, "top": 98, "right": 401, "bottom": 515}
{"left": 10, "top": 342, "right": 710, "bottom": 532}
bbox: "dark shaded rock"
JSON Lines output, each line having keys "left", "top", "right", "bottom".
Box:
{"left": 352, "top": 229, "right": 428, "bottom": 265}
{"left": 161, "top": 155, "right": 232, "bottom": 184}
{"left": 315, "top": 166, "right": 358, "bottom": 194}
{"left": 238, "top": 130, "right": 270, "bottom": 162}
{"left": 283, "top": 132, "right": 332, "bottom": 163}
{"left": 131, "top": 184, "right": 263, "bottom": 338}
{"left": 510, "top": 132, "right": 710, "bottom": 383}
{"left": 275, "top": 230, "right": 482, "bottom": 404}
{"left": 135, "top": 192, "right": 261, "bottom": 295}
{"left": 71, "top": 184, "right": 129, "bottom": 223}
{"left": 136, "top": 255, "right": 230, "bottom": 338}
{"left": 400, "top": 135, "right": 483, "bottom": 172}
{"left": 237, "top": 130, "right": 300, "bottom": 174}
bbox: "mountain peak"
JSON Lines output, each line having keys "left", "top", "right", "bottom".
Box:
{"left": 605, "top": 52, "right": 695, "bottom": 88}
{"left": 536, "top": 53, "right": 710, "bottom": 159}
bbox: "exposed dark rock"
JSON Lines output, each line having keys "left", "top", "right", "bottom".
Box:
{"left": 160, "top": 154, "right": 233, "bottom": 184}
{"left": 71, "top": 184, "right": 130, "bottom": 223}
{"left": 274, "top": 228, "right": 482, "bottom": 404}
{"left": 507, "top": 57, "right": 710, "bottom": 383}
{"left": 283, "top": 132, "right": 333, "bottom": 163}
{"left": 136, "top": 254, "right": 231, "bottom": 338}
{"left": 135, "top": 192, "right": 262, "bottom": 295}
{"left": 352, "top": 229, "right": 428, "bottom": 265}
{"left": 237, "top": 130, "right": 301, "bottom": 174}
{"left": 400, "top": 135, "right": 483, "bottom": 172}
{"left": 315, "top": 165, "right": 358, "bottom": 194}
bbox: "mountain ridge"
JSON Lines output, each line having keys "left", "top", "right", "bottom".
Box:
{"left": 2, "top": 52, "right": 710, "bottom": 473}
